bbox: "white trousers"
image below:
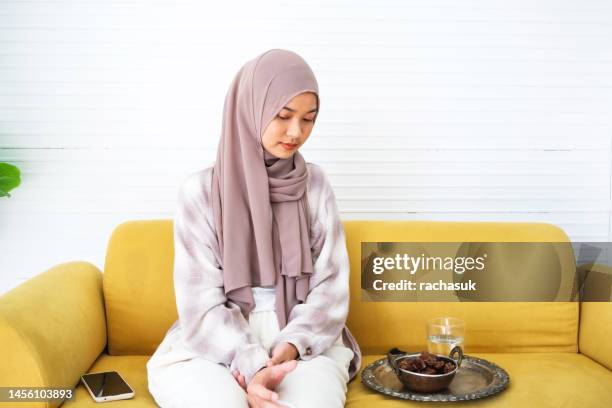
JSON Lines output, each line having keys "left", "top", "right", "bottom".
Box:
{"left": 146, "top": 300, "right": 354, "bottom": 407}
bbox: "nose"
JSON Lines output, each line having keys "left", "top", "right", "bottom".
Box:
{"left": 286, "top": 119, "right": 303, "bottom": 140}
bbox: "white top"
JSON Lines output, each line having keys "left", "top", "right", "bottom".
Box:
{"left": 251, "top": 286, "right": 277, "bottom": 312}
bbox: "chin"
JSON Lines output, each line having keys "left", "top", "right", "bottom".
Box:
{"left": 274, "top": 149, "right": 297, "bottom": 158}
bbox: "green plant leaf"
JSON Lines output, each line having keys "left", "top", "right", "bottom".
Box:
{"left": 0, "top": 162, "right": 21, "bottom": 198}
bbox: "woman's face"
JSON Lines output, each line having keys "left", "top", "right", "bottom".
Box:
{"left": 261, "top": 92, "right": 318, "bottom": 159}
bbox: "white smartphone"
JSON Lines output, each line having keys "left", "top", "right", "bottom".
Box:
{"left": 81, "top": 371, "right": 135, "bottom": 403}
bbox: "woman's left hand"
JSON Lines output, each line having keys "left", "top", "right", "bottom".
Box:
{"left": 266, "top": 342, "right": 299, "bottom": 367}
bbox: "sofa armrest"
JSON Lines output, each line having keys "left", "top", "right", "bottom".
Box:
{"left": 578, "top": 263, "right": 612, "bottom": 370}
{"left": 0, "top": 261, "right": 107, "bottom": 408}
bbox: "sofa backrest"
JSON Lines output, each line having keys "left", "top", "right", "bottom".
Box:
{"left": 104, "top": 220, "right": 176, "bottom": 355}
{"left": 344, "top": 221, "right": 578, "bottom": 355}
{"left": 103, "top": 219, "right": 579, "bottom": 356}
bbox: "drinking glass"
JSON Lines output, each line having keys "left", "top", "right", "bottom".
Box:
{"left": 427, "top": 317, "right": 465, "bottom": 356}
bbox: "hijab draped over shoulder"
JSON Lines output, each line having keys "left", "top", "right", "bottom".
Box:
{"left": 211, "top": 49, "right": 320, "bottom": 329}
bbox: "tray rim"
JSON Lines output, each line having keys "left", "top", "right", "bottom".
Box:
{"left": 361, "top": 354, "right": 510, "bottom": 402}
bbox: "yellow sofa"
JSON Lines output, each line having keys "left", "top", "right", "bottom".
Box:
{"left": 1, "top": 220, "right": 611, "bottom": 408}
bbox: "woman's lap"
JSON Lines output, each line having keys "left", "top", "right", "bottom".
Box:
{"left": 147, "top": 309, "right": 353, "bottom": 408}
{"left": 148, "top": 357, "right": 249, "bottom": 408}
{"left": 147, "top": 343, "right": 353, "bottom": 408}
{"left": 275, "top": 344, "right": 353, "bottom": 408}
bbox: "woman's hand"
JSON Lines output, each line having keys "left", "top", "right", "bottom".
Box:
{"left": 265, "top": 342, "right": 299, "bottom": 367}
{"left": 246, "top": 360, "right": 297, "bottom": 408}
{"left": 232, "top": 370, "right": 247, "bottom": 390}
{"left": 231, "top": 341, "right": 299, "bottom": 389}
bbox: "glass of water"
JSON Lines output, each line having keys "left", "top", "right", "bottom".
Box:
{"left": 427, "top": 317, "right": 465, "bottom": 356}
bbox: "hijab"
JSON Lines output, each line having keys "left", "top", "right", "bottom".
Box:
{"left": 211, "top": 49, "right": 320, "bottom": 329}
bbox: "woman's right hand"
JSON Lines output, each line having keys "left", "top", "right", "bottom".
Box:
{"left": 246, "top": 360, "right": 297, "bottom": 408}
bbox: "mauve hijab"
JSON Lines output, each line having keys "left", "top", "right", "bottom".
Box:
{"left": 211, "top": 49, "right": 320, "bottom": 330}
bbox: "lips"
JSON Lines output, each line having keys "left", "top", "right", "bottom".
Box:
{"left": 280, "top": 142, "right": 297, "bottom": 150}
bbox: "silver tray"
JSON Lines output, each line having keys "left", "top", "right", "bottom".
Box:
{"left": 361, "top": 354, "right": 510, "bottom": 402}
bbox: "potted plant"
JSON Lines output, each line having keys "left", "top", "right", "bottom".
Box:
{"left": 0, "top": 162, "right": 21, "bottom": 197}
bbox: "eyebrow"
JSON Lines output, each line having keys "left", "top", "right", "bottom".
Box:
{"left": 281, "top": 106, "right": 318, "bottom": 113}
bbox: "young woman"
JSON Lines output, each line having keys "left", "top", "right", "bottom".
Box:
{"left": 146, "top": 49, "right": 362, "bottom": 408}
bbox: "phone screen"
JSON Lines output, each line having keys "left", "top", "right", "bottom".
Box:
{"left": 82, "top": 372, "right": 133, "bottom": 397}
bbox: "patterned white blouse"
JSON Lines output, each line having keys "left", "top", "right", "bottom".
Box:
{"left": 170, "top": 162, "right": 362, "bottom": 385}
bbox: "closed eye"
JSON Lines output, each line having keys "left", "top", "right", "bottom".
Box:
{"left": 277, "top": 114, "right": 315, "bottom": 122}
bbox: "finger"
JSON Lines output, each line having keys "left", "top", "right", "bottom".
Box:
{"left": 251, "top": 383, "right": 279, "bottom": 402}
{"left": 246, "top": 393, "right": 258, "bottom": 408}
{"left": 268, "top": 361, "right": 297, "bottom": 384}
{"left": 279, "top": 359, "right": 297, "bottom": 372}
{"left": 269, "top": 354, "right": 282, "bottom": 365}
{"left": 273, "top": 370, "right": 285, "bottom": 383}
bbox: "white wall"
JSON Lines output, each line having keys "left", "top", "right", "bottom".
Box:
{"left": 1, "top": 0, "right": 611, "bottom": 295}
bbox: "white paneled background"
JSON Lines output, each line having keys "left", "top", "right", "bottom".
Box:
{"left": 1, "top": 0, "right": 612, "bottom": 295}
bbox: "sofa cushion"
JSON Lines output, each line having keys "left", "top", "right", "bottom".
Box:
{"left": 61, "top": 354, "right": 155, "bottom": 408}
{"left": 580, "top": 300, "right": 612, "bottom": 370}
{"left": 344, "top": 221, "right": 579, "bottom": 354}
{"left": 104, "top": 220, "right": 177, "bottom": 355}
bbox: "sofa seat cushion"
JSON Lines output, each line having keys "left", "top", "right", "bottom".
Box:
{"left": 61, "top": 354, "right": 155, "bottom": 408}
{"left": 347, "top": 353, "right": 612, "bottom": 407}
